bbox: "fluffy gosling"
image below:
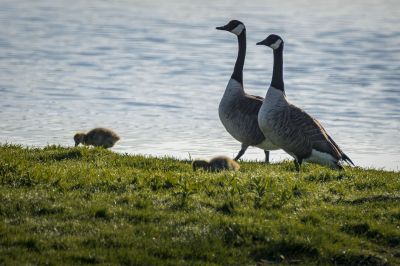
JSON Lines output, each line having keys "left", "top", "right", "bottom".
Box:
{"left": 74, "top": 128, "right": 120, "bottom": 148}
{"left": 192, "top": 156, "right": 240, "bottom": 172}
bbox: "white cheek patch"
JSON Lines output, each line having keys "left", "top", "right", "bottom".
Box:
{"left": 231, "top": 24, "right": 245, "bottom": 36}
{"left": 270, "top": 39, "right": 282, "bottom": 50}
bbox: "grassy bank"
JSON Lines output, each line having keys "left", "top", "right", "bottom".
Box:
{"left": 0, "top": 144, "right": 399, "bottom": 265}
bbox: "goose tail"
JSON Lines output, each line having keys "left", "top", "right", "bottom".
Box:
{"left": 341, "top": 153, "right": 354, "bottom": 166}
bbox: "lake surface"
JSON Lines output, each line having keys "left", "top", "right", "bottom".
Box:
{"left": 0, "top": 0, "right": 399, "bottom": 170}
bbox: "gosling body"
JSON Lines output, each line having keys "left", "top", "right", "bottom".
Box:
{"left": 192, "top": 156, "right": 240, "bottom": 172}
{"left": 74, "top": 128, "right": 120, "bottom": 148}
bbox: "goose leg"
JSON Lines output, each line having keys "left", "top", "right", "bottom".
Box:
{"left": 294, "top": 159, "right": 303, "bottom": 172}
{"left": 294, "top": 161, "right": 300, "bottom": 172}
{"left": 264, "top": 151, "right": 270, "bottom": 163}
{"left": 234, "top": 144, "right": 248, "bottom": 161}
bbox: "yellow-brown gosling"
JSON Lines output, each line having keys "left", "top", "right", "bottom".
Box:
{"left": 73, "top": 128, "right": 120, "bottom": 148}
{"left": 192, "top": 156, "right": 240, "bottom": 172}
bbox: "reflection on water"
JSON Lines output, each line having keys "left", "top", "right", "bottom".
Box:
{"left": 0, "top": 0, "right": 399, "bottom": 170}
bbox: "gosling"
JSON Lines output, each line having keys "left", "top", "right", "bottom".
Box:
{"left": 192, "top": 156, "right": 240, "bottom": 172}
{"left": 74, "top": 128, "right": 120, "bottom": 148}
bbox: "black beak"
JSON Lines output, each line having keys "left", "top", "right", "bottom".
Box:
{"left": 256, "top": 39, "right": 267, "bottom": 45}
{"left": 216, "top": 24, "right": 229, "bottom": 31}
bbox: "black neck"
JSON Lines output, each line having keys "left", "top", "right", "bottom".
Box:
{"left": 271, "top": 46, "right": 284, "bottom": 91}
{"left": 231, "top": 31, "right": 246, "bottom": 85}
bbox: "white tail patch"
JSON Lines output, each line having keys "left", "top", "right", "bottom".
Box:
{"left": 306, "top": 149, "right": 339, "bottom": 168}
{"left": 270, "top": 39, "right": 282, "bottom": 50}
{"left": 231, "top": 24, "right": 245, "bottom": 36}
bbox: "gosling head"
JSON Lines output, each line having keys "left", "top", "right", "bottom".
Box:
{"left": 216, "top": 20, "right": 245, "bottom": 36}
{"left": 192, "top": 160, "right": 210, "bottom": 171}
{"left": 73, "top": 133, "right": 86, "bottom": 147}
{"left": 257, "top": 34, "right": 284, "bottom": 50}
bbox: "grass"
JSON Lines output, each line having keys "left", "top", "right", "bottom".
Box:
{"left": 0, "top": 144, "right": 399, "bottom": 265}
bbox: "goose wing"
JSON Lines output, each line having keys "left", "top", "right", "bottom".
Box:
{"left": 249, "top": 94, "right": 264, "bottom": 101}
{"left": 238, "top": 93, "right": 263, "bottom": 114}
{"left": 279, "top": 104, "right": 343, "bottom": 160}
{"left": 229, "top": 93, "right": 265, "bottom": 145}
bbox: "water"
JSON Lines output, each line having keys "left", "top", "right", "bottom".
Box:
{"left": 0, "top": 0, "right": 399, "bottom": 171}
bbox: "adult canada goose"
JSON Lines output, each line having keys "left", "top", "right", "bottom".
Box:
{"left": 74, "top": 127, "right": 120, "bottom": 148}
{"left": 256, "top": 34, "right": 354, "bottom": 170}
{"left": 192, "top": 156, "right": 240, "bottom": 172}
{"left": 216, "top": 20, "right": 278, "bottom": 163}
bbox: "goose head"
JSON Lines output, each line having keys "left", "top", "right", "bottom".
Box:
{"left": 257, "top": 34, "right": 284, "bottom": 50}
{"left": 73, "top": 133, "right": 85, "bottom": 147}
{"left": 216, "top": 20, "right": 245, "bottom": 36}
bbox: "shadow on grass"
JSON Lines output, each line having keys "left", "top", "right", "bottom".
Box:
{"left": 342, "top": 223, "right": 380, "bottom": 238}
{"left": 342, "top": 222, "right": 400, "bottom": 248}
{"left": 72, "top": 255, "right": 102, "bottom": 264}
{"left": 33, "top": 206, "right": 65, "bottom": 216}
{"left": 251, "top": 240, "right": 319, "bottom": 263}
{"left": 304, "top": 172, "right": 349, "bottom": 182}
{"left": 331, "top": 253, "right": 389, "bottom": 266}
{"left": 94, "top": 208, "right": 110, "bottom": 220}
{"left": 36, "top": 149, "right": 82, "bottom": 162}
{"left": 14, "top": 238, "right": 41, "bottom": 252}
{"left": 216, "top": 201, "right": 235, "bottom": 215}
{"left": 340, "top": 194, "right": 400, "bottom": 205}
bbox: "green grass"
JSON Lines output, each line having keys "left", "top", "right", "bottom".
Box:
{"left": 0, "top": 144, "right": 399, "bottom": 265}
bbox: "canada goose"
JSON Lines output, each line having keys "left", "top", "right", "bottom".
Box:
{"left": 216, "top": 20, "right": 278, "bottom": 163}
{"left": 192, "top": 156, "right": 240, "bottom": 172}
{"left": 74, "top": 128, "right": 120, "bottom": 148}
{"left": 256, "top": 34, "right": 354, "bottom": 171}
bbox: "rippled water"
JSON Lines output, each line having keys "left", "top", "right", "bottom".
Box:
{"left": 0, "top": 0, "right": 399, "bottom": 170}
